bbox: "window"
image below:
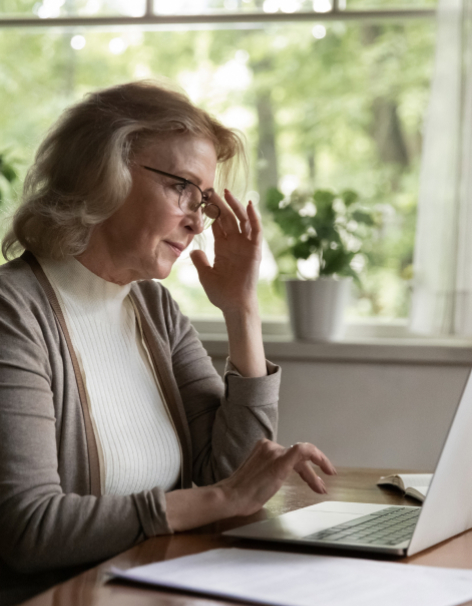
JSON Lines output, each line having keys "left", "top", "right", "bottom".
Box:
{"left": 0, "top": 1, "right": 436, "bottom": 324}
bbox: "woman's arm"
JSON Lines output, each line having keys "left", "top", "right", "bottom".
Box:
{"left": 166, "top": 439, "right": 336, "bottom": 532}
{"left": 191, "top": 191, "right": 266, "bottom": 378}
{"left": 167, "top": 190, "right": 279, "bottom": 484}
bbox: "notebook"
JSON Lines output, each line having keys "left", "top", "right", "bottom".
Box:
{"left": 224, "top": 369, "right": 472, "bottom": 557}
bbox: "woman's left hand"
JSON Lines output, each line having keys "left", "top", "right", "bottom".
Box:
{"left": 190, "top": 189, "right": 262, "bottom": 315}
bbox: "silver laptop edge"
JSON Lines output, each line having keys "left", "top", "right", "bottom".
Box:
{"left": 224, "top": 369, "right": 472, "bottom": 557}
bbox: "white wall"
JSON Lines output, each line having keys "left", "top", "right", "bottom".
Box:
{"left": 207, "top": 345, "right": 470, "bottom": 470}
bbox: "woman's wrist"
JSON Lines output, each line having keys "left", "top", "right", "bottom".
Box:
{"left": 215, "top": 479, "right": 244, "bottom": 518}
{"left": 165, "top": 484, "right": 238, "bottom": 532}
{"left": 223, "top": 307, "right": 266, "bottom": 378}
{"left": 222, "top": 298, "right": 260, "bottom": 321}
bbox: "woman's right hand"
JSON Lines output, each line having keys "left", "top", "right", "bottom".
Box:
{"left": 217, "top": 439, "right": 337, "bottom": 518}
{"left": 165, "top": 439, "right": 336, "bottom": 532}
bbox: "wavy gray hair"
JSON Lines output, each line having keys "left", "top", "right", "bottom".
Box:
{"left": 2, "top": 79, "right": 246, "bottom": 260}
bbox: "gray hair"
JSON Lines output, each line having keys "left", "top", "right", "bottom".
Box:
{"left": 2, "top": 79, "right": 246, "bottom": 260}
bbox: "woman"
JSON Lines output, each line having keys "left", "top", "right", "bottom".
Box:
{"left": 0, "top": 80, "right": 335, "bottom": 584}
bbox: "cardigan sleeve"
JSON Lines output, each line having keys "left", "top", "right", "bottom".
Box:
{"left": 0, "top": 288, "right": 171, "bottom": 574}
{"left": 163, "top": 289, "right": 281, "bottom": 486}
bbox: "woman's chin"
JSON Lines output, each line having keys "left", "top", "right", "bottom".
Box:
{"left": 148, "top": 261, "right": 174, "bottom": 281}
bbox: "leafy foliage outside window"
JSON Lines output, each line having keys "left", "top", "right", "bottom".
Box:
{"left": 0, "top": 20, "right": 435, "bottom": 319}
{"left": 0, "top": 152, "right": 18, "bottom": 206}
{"left": 0, "top": 151, "right": 19, "bottom": 264}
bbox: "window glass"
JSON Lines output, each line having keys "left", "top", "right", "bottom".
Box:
{"left": 0, "top": 0, "right": 436, "bottom": 17}
{"left": 346, "top": 0, "right": 436, "bottom": 11}
{"left": 0, "top": 20, "right": 435, "bottom": 319}
{"left": 0, "top": 0, "right": 145, "bottom": 17}
{"left": 0, "top": 0, "right": 35, "bottom": 15}
{"left": 152, "top": 0, "right": 330, "bottom": 15}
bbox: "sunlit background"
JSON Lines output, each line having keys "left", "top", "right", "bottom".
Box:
{"left": 0, "top": 0, "right": 436, "bottom": 320}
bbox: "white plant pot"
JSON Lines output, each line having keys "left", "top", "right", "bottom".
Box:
{"left": 285, "top": 277, "right": 351, "bottom": 342}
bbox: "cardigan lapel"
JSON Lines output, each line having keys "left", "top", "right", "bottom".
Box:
{"left": 21, "top": 251, "right": 102, "bottom": 497}
{"left": 129, "top": 291, "right": 193, "bottom": 489}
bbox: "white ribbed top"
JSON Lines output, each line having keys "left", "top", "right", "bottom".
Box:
{"left": 39, "top": 256, "right": 181, "bottom": 496}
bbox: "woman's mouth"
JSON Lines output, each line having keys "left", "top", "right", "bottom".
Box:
{"left": 165, "top": 241, "right": 185, "bottom": 257}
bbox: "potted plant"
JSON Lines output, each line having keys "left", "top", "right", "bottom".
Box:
{"left": 266, "top": 187, "right": 375, "bottom": 341}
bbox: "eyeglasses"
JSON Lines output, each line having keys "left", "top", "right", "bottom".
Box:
{"left": 141, "top": 165, "right": 220, "bottom": 229}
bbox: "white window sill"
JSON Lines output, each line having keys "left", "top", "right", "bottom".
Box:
{"left": 192, "top": 318, "right": 472, "bottom": 366}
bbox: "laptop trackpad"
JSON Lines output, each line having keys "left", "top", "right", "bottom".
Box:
{"left": 227, "top": 502, "right": 388, "bottom": 541}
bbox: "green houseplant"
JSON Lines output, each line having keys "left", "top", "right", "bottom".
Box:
{"left": 266, "top": 187, "right": 375, "bottom": 341}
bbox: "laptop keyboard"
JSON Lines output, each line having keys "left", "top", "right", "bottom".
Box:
{"left": 304, "top": 506, "right": 421, "bottom": 546}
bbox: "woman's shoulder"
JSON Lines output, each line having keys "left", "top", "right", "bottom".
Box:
{"left": 0, "top": 256, "right": 46, "bottom": 305}
{"left": 0, "top": 256, "right": 56, "bottom": 347}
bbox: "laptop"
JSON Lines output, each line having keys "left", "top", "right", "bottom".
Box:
{"left": 224, "top": 369, "right": 472, "bottom": 557}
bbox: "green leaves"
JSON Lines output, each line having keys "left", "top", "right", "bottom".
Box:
{"left": 266, "top": 186, "right": 375, "bottom": 281}
{"left": 0, "top": 157, "right": 17, "bottom": 184}
{"left": 265, "top": 187, "right": 284, "bottom": 212}
{"left": 341, "top": 189, "right": 358, "bottom": 206}
{"left": 290, "top": 236, "right": 321, "bottom": 261}
{"left": 0, "top": 152, "right": 19, "bottom": 207}
{"left": 351, "top": 209, "right": 375, "bottom": 226}
{"left": 321, "top": 247, "right": 355, "bottom": 276}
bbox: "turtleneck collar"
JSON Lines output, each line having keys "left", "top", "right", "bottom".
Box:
{"left": 38, "top": 256, "right": 132, "bottom": 321}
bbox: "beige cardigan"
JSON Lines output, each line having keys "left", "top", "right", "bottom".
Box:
{"left": 0, "top": 253, "right": 280, "bottom": 580}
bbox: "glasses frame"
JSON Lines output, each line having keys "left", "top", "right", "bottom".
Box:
{"left": 140, "top": 165, "right": 220, "bottom": 228}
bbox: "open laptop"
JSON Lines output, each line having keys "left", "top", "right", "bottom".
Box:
{"left": 224, "top": 369, "right": 472, "bottom": 557}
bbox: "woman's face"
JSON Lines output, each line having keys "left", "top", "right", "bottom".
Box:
{"left": 91, "top": 134, "right": 218, "bottom": 283}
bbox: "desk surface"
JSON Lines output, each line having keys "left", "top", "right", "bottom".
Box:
{"left": 21, "top": 468, "right": 472, "bottom": 606}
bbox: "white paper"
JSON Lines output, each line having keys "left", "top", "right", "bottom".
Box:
{"left": 110, "top": 547, "right": 472, "bottom": 606}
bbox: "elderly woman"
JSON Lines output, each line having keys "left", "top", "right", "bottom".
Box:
{"left": 0, "top": 81, "right": 335, "bottom": 593}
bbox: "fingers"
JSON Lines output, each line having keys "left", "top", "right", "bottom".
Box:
{"left": 285, "top": 442, "right": 337, "bottom": 476}
{"left": 223, "top": 189, "right": 251, "bottom": 237}
{"left": 295, "top": 460, "right": 327, "bottom": 494}
{"left": 211, "top": 214, "right": 226, "bottom": 240}
{"left": 190, "top": 249, "right": 211, "bottom": 278}
{"left": 226, "top": 439, "right": 335, "bottom": 513}
{"left": 247, "top": 200, "right": 262, "bottom": 245}
{"left": 212, "top": 188, "right": 258, "bottom": 240}
{"left": 210, "top": 190, "right": 237, "bottom": 236}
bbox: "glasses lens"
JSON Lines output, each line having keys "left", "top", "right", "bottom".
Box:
{"left": 178, "top": 183, "right": 219, "bottom": 229}
{"left": 203, "top": 203, "right": 220, "bottom": 227}
{"left": 178, "top": 182, "right": 200, "bottom": 213}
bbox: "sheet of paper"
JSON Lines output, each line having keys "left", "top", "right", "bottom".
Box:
{"left": 111, "top": 547, "right": 472, "bottom": 606}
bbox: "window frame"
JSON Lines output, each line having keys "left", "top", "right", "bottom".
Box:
{"left": 0, "top": 4, "right": 436, "bottom": 27}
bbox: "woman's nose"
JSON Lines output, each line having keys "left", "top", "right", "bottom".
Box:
{"left": 185, "top": 209, "right": 205, "bottom": 234}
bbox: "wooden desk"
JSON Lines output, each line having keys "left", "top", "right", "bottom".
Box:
{"left": 20, "top": 468, "right": 472, "bottom": 606}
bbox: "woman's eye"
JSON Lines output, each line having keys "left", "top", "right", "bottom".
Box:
{"left": 174, "top": 182, "right": 189, "bottom": 194}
